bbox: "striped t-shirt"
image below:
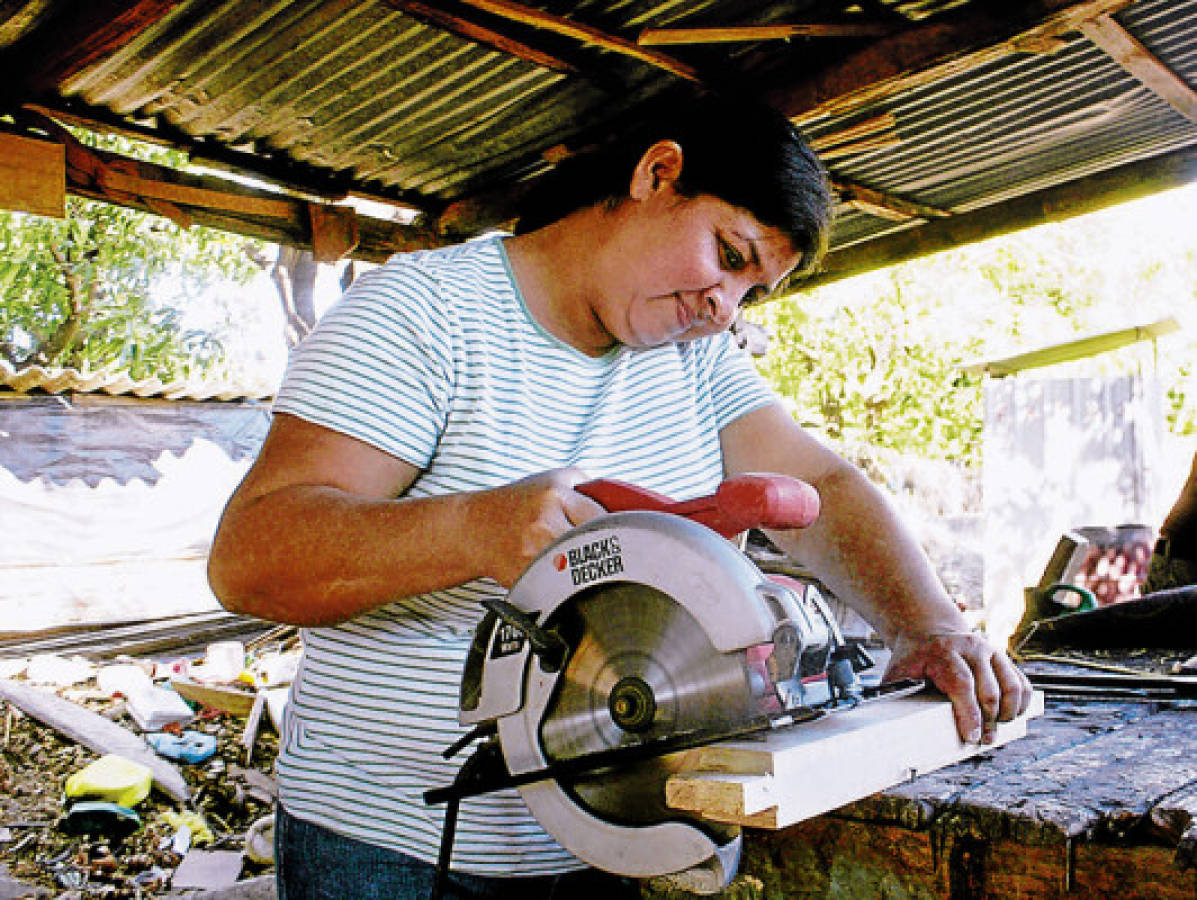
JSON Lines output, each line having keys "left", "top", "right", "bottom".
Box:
{"left": 272, "top": 235, "right": 774, "bottom": 875}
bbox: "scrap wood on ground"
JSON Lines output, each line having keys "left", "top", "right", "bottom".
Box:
{"left": 0, "top": 620, "right": 295, "bottom": 897}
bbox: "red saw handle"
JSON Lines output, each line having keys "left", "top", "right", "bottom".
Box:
{"left": 577, "top": 474, "right": 820, "bottom": 539}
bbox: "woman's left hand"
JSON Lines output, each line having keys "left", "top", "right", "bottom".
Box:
{"left": 883, "top": 630, "right": 1034, "bottom": 744}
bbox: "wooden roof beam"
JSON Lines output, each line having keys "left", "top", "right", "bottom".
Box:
{"left": 795, "top": 146, "right": 1197, "bottom": 292}
{"left": 833, "top": 180, "right": 952, "bottom": 222}
{"left": 6, "top": 119, "right": 443, "bottom": 264}
{"left": 638, "top": 22, "right": 903, "bottom": 46}
{"left": 1078, "top": 14, "right": 1197, "bottom": 123}
{"left": 19, "top": 101, "right": 430, "bottom": 215}
{"left": 381, "top": 1, "right": 579, "bottom": 75}
{"left": 0, "top": 0, "right": 181, "bottom": 113}
{"left": 454, "top": 0, "right": 701, "bottom": 82}
{"left": 764, "top": 0, "right": 1137, "bottom": 123}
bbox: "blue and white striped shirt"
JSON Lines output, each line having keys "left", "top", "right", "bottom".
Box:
{"left": 272, "top": 236, "right": 773, "bottom": 874}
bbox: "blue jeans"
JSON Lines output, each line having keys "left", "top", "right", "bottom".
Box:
{"left": 275, "top": 804, "right": 641, "bottom": 900}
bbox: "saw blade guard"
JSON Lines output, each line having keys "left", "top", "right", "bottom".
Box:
{"left": 462, "top": 511, "right": 786, "bottom": 726}
{"left": 480, "top": 511, "right": 804, "bottom": 887}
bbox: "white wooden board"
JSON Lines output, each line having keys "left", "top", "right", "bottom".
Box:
{"left": 666, "top": 690, "right": 1044, "bottom": 829}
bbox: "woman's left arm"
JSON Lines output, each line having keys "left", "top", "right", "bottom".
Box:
{"left": 720, "top": 401, "right": 1033, "bottom": 743}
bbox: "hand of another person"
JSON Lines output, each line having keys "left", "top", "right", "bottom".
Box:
{"left": 883, "top": 630, "right": 1033, "bottom": 744}
{"left": 468, "top": 467, "right": 609, "bottom": 588}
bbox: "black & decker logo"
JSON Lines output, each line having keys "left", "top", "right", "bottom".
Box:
{"left": 563, "top": 536, "right": 624, "bottom": 585}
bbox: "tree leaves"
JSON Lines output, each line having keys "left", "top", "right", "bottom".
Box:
{"left": 0, "top": 134, "right": 263, "bottom": 381}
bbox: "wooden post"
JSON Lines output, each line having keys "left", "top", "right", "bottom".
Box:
{"left": 0, "top": 132, "right": 65, "bottom": 218}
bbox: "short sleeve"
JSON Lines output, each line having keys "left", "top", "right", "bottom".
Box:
{"left": 700, "top": 331, "right": 776, "bottom": 430}
{"left": 273, "top": 258, "right": 455, "bottom": 469}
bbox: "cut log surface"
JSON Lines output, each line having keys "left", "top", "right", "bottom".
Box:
{"left": 666, "top": 690, "right": 1045, "bottom": 828}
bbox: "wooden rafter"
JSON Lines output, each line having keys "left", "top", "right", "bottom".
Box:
{"left": 0, "top": 0, "right": 181, "bottom": 111}
{"left": 20, "top": 101, "right": 428, "bottom": 214}
{"left": 381, "top": 1, "right": 579, "bottom": 74}
{"left": 454, "top": 0, "right": 701, "bottom": 82}
{"left": 798, "top": 147, "right": 1197, "bottom": 292}
{"left": 5, "top": 117, "right": 442, "bottom": 263}
{"left": 765, "top": 0, "right": 1136, "bottom": 122}
{"left": 638, "top": 22, "right": 902, "bottom": 46}
{"left": 832, "top": 180, "right": 951, "bottom": 222}
{"left": 1078, "top": 14, "right": 1197, "bottom": 123}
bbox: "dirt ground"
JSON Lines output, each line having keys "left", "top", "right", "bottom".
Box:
{"left": 1, "top": 684, "right": 278, "bottom": 898}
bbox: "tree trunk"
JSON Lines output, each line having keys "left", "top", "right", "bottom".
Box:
{"left": 32, "top": 243, "right": 90, "bottom": 366}
{"left": 270, "top": 246, "right": 319, "bottom": 349}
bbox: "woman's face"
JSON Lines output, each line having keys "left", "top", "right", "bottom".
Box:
{"left": 592, "top": 166, "right": 801, "bottom": 350}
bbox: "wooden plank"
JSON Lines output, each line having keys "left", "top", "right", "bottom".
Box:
{"left": 383, "top": 1, "right": 578, "bottom": 74}
{"left": 0, "top": 677, "right": 190, "bottom": 802}
{"left": 456, "top": 0, "right": 701, "bottom": 82}
{"left": 0, "top": 132, "right": 64, "bottom": 217}
{"left": 0, "top": 0, "right": 181, "bottom": 107}
{"left": 308, "top": 202, "right": 361, "bottom": 262}
{"left": 799, "top": 147, "right": 1197, "bottom": 291}
{"left": 960, "top": 317, "right": 1181, "bottom": 378}
{"left": 637, "top": 23, "right": 901, "bottom": 45}
{"left": 1079, "top": 14, "right": 1197, "bottom": 123}
{"left": 21, "top": 120, "right": 443, "bottom": 260}
{"left": 834, "top": 180, "right": 951, "bottom": 222}
{"left": 765, "top": 0, "right": 1135, "bottom": 123}
{"left": 170, "top": 679, "right": 258, "bottom": 717}
{"left": 666, "top": 691, "right": 1044, "bottom": 828}
{"left": 24, "top": 101, "right": 424, "bottom": 213}
{"left": 835, "top": 698, "right": 1154, "bottom": 832}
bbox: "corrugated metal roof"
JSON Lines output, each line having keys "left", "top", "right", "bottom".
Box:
{"left": 0, "top": 0, "right": 1194, "bottom": 266}
{"left": 807, "top": 0, "right": 1197, "bottom": 248}
{"left": 0, "top": 361, "right": 272, "bottom": 402}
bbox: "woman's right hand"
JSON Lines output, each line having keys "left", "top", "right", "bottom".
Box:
{"left": 465, "top": 467, "right": 608, "bottom": 588}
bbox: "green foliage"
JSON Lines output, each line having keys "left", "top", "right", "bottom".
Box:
{"left": 753, "top": 184, "right": 1197, "bottom": 465}
{"left": 753, "top": 261, "right": 989, "bottom": 466}
{"left": 0, "top": 130, "right": 262, "bottom": 381}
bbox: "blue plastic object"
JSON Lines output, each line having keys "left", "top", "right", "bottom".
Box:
{"left": 145, "top": 730, "right": 218, "bottom": 764}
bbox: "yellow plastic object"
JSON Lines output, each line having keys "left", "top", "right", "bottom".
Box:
{"left": 161, "top": 809, "right": 215, "bottom": 845}
{"left": 63, "top": 754, "right": 153, "bottom": 807}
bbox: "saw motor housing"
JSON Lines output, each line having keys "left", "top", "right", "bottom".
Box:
{"left": 458, "top": 504, "right": 840, "bottom": 891}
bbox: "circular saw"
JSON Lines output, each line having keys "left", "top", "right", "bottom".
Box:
{"left": 427, "top": 475, "right": 867, "bottom": 894}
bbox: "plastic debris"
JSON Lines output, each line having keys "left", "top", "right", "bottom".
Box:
{"left": 243, "top": 813, "right": 275, "bottom": 865}
{"left": 59, "top": 801, "right": 141, "bottom": 838}
{"left": 145, "top": 729, "right": 218, "bottom": 764}
{"left": 189, "top": 641, "right": 246, "bottom": 684}
{"left": 160, "top": 810, "right": 215, "bottom": 847}
{"left": 125, "top": 684, "right": 195, "bottom": 732}
{"left": 131, "top": 865, "right": 167, "bottom": 890}
{"left": 96, "top": 662, "right": 153, "bottom": 697}
{"left": 64, "top": 754, "right": 153, "bottom": 807}
{"left": 96, "top": 661, "right": 195, "bottom": 731}
{"left": 170, "top": 849, "right": 244, "bottom": 890}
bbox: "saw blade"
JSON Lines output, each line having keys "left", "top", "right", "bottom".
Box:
{"left": 538, "top": 582, "right": 757, "bottom": 826}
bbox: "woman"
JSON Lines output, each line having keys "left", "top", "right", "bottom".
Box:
{"left": 208, "top": 95, "right": 1032, "bottom": 899}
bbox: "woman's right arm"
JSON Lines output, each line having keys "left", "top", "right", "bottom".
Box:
{"left": 207, "top": 413, "right": 604, "bottom": 627}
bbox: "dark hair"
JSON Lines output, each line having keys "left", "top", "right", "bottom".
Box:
{"left": 514, "top": 95, "right": 834, "bottom": 278}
